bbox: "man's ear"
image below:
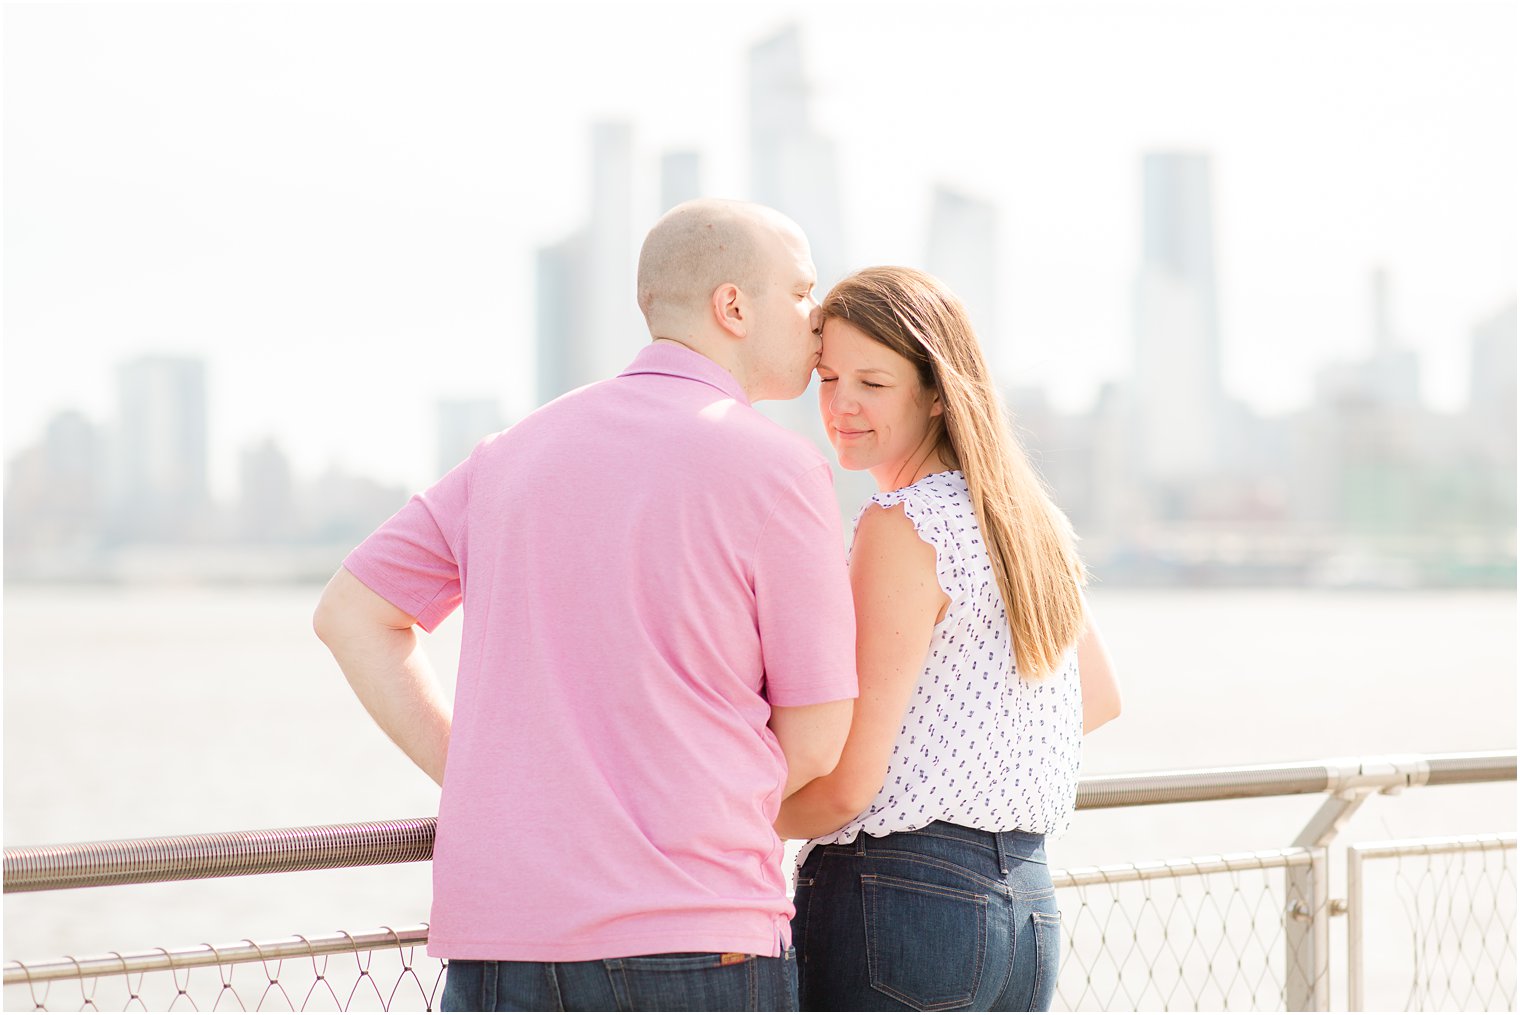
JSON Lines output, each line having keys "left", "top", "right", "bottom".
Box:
{"left": 712, "top": 283, "right": 747, "bottom": 338}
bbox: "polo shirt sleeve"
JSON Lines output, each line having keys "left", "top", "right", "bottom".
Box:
{"left": 342, "top": 454, "right": 470, "bottom": 633}
{"left": 753, "top": 462, "right": 859, "bottom": 707}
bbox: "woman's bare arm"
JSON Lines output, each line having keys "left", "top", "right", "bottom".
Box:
{"left": 774, "top": 503, "right": 947, "bottom": 840}
{"left": 1078, "top": 613, "right": 1121, "bottom": 733}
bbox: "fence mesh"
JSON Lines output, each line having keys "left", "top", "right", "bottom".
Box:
{"left": 1364, "top": 838, "right": 1517, "bottom": 1012}
{"left": 4, "top": 932, "right": 447, "bottom": 1013}
{"left": 1052, "top": 851, "right": 1315, "bottom": 1011}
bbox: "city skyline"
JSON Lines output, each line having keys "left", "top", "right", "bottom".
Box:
{"left": 4, "top": 1, "right": 1515, "bottom": 498}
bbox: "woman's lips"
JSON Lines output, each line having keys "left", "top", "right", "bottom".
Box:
{"left": 833, "top": 427, "right": 871, "bottom": 441}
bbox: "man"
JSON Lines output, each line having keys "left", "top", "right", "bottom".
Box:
{"left": 313, "top": 199, "right": 857, "bottom": 1011}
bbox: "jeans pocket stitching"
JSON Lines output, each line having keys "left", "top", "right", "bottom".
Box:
{"left": 1029, "top": 910, "right": 1061, "bottom": 1009}
{"left": 861, "top": 872, "right": 988, "bottom": 904}
{"left": 865, "top": 848, "right": 1011, "bottom": 895}
{"left": 863, "top": 874, "right": 989, "bottom": 1010}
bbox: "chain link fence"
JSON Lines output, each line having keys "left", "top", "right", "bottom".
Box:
{"left": 1349, "top": 835, "right": 1516, "bottom": 1012}
{"left": 1052, "top": 848, "right": 1318, "bottom": 1011}
{"left": 4, "top": 927, "right": 446, "bottom": 1013}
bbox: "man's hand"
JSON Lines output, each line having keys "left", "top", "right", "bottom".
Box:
{"left": 313, "top": 567, "right": 452, "bottom": 786}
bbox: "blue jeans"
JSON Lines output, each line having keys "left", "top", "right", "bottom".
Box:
{"left": 792, "top": 823, "right": 1060, "bottom": 1011}
{"left": 440, "top": 950, "right": 799, "bottom": 1011}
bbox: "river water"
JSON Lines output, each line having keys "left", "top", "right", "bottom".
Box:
{"left": 3, "top": 585, "right": 1514, "bottom": 1007}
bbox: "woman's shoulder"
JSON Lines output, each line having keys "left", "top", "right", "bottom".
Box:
{"left": 852, "top": 472, "right": 968, "bottom": 561}
{"left": 863, "top": 470, "right": 966, "bottom": 513}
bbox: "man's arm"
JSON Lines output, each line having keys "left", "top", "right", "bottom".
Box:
{"left": 313, "top": 567, "right": 452, "bottom": 786}
{"left": 769, "top": 699, "right": 854, "bottom": 799}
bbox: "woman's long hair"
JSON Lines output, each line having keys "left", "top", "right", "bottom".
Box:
{"left": 822, "top": 266, "right": 1086, "bottom": 680}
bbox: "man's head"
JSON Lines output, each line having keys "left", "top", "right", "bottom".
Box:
{"left": 637, "top": 199, "right": 821, "bottom": 401}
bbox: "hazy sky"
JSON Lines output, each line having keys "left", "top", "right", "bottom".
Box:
{"left": 4, "top": 0, "right": 1515, "bottom": 496}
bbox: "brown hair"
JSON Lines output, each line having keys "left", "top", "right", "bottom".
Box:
{"left": 822, "top": 266, "right": 1086, "bottom": 680}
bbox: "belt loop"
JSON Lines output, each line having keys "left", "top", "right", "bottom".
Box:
{"left": 854, "top": 835, "right": 867, "bottom": 855}
{"left": 995, "top": 832, "right": 1009, "bottom": 875}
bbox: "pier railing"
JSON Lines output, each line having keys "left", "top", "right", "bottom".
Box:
{"left": 5, "top": 751, "right": 1514, "bottom": 1011}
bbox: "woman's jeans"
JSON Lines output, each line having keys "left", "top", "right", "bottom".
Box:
{"left": 440, "top": 950, "right": 798, "bottom": 1012}
{"left": 792, "top": 823, "right": 1060, "bottom": 1011}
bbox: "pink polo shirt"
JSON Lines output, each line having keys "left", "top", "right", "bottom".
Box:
{"left": 343, "top": 343, "right": 857, "bottom": 961}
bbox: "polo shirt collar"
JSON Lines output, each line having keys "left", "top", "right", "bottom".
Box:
{"left": 620, "top": 342, "right": 751, "bottom": 406}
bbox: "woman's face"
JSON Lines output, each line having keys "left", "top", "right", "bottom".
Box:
{"left": 817, "top": 317, "right": 942, "bottom": 485}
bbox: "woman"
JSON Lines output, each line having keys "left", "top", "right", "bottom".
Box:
{"left": 776, "top": 266, "right": 1121, "bottom": 1011}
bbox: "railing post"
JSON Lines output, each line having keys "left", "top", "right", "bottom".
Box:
{"left": 1346, "top": 846, "right": 1366, "bottom": 1011}
{"left": 1285, "top": 847, "right": 1330, "bottom": 1010}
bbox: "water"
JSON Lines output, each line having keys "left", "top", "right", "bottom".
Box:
{"left": 3, "top": 585, "right": 1514, "bottom": 1004}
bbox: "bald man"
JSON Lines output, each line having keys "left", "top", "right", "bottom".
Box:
{"left": 315, "top": 199, "right": 858, "bottom": 1011}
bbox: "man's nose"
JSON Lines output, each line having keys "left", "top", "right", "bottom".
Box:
{"left": 809, "top": 305, "right": 823, "bottom": 337}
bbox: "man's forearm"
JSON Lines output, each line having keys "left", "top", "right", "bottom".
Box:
{"left": 325, "top": 624, "right": 452, "bottom": 785}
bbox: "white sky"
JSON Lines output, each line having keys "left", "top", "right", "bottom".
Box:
{"left": 4, "top": 0, "right": 1515, "bottom": 496}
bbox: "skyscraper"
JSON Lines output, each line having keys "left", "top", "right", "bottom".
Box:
{"left": 659, "top": 151, "right": 702, "bottom": 214}
{"left": 747, "top": 24, "right": 847, "bottom": 288}
{"left": 927, "top": 186, "right": 1000, "bottom": 370}
{"left": 436, "top": 398, "right": 506, "bottom": 476}
{"left": 534, "top": 121, "right": 642, "bottom": 406}
{"left": 1314, "top": 267, "right": 1420, "bottom": 407}
{"left": 112, "top": 355, "right": 209, "bottom": 539}
{"left": 1469, "top": 298, "right": 1517, "bottom": 466}
{"left": 536, "top": 229, "right": 587, "bottom": 406}
{"left": 1132, "top": 151, "right": 1225, "bottom": 481}
{"left": 238, "top": 437, "right": 294, "bottom": 543}
{"left": 586, "top": 121, "right": 641, "bottom": 386}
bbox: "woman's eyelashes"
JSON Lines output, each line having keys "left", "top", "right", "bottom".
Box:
{"left": 816, "top": 374, "right": 886, "bottom": 390}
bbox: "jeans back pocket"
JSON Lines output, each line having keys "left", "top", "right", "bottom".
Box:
{"left": 1027, "top": 910, "right": 1062, "bottom": 1011}
{"left": 862, "top": 873, "right": 988, "bottom": 1011}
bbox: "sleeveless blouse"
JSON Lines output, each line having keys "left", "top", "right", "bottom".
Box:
{"left": 798, "top": 471, "right": 1083, "bottom": 870}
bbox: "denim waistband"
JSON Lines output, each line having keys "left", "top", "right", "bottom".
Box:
{"left": 857, "top": 821, "right": 1047, "bottom": 867}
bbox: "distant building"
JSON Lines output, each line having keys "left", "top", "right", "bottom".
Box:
{"left": 238, "top": 438, "right": 294, "bottom": 543}
{"left": 927, "top": 186, "right": 1000, "bottom": 369}
{"left": 112, "top": 355, "right": 209, "bottom": 540}
{"left": 1469, "top": 297, "right": 1517, "bottom": 466}
{"left": 748, "top": 24, "right": 847, "bottom": 288}
{"left": 436, "top": 398, "right": 506, "bottom": 476}
{"left": 297, "top": 466, "right": 410, "bottom": 546}
{"left": 586, "top": 121, "right": 642, "bottom": 387}
{"left": 3, "top": 410, "right": 106, "bottom": 563}
{"left": 1313, "top": 268, "right": 1420, "bottom": 408}
{"left": 660, "top": 151, "right": 702, "bottom": 213}
{"left": 1132, "top": 152, "right": 1225, "bottom": 482}
{"left": 534, "top": 122, "right": 643, "bottom": 405}
{"left": 536, "top": 229, "right": 588, "bottom": 406}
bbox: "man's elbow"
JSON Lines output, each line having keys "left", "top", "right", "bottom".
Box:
{"left": 312, "top": 598, "right": 336, "bottom": 646}
{"left": 312, "top": 588, "right": 346, "bottom": 647}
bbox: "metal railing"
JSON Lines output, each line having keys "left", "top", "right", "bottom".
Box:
{"left": 5, "top": 750, "right": 1514, "bottom": 1012}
